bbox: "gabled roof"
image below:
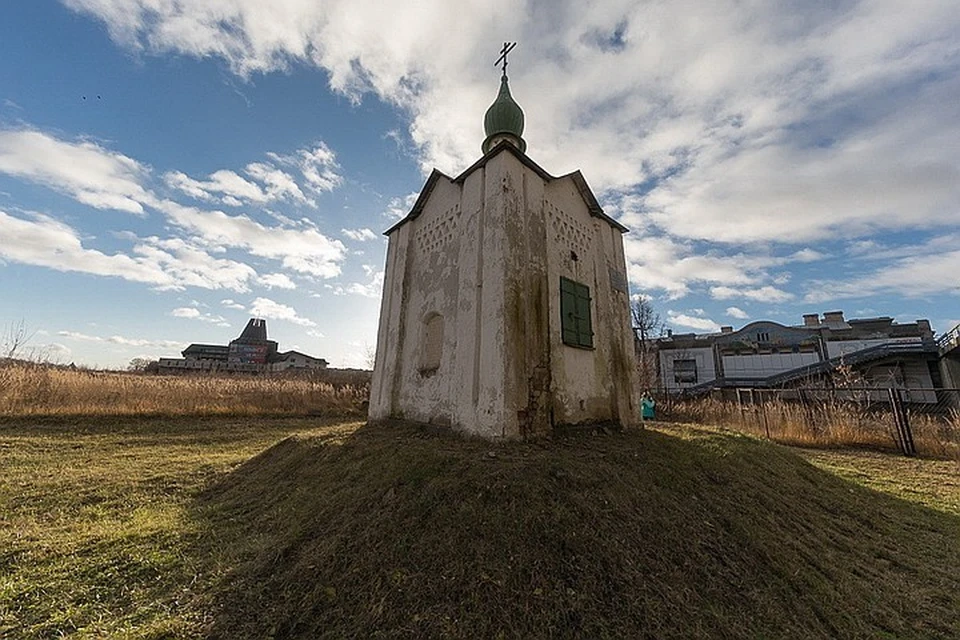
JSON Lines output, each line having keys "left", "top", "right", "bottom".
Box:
{"left": 182, "top": 343, "right": 228, "bottom": 352}
{"left": 384, "top": 141, "right": 628, "bottom": 235}
{"left": 275, "top": 350, "right": 327, "bottom": 362}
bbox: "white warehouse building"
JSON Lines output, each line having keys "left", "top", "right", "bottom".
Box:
{"left": 656, "top": 311, "right": 940, "bottom": 397}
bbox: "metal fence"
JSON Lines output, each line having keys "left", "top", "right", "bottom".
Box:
{"left": 657, "top": 387, "right": 960, "bottom": 458}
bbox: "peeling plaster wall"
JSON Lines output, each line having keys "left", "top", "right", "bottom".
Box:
{"left": 370, "top": 163, "right": 511, "bottom": 438}
{"left": 541, "top": 175, "right": 637, "bottom": 428}
{"left": 370, "top": 148, "right": 637, "bottom": 438}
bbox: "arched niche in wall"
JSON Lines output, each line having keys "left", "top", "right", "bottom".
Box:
{"left": 419, "top": 312, "right": 444, "bottom": 374}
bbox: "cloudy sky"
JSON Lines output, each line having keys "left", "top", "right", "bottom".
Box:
{"left": 1, "top": 0, "right": 958, "bottom": 368}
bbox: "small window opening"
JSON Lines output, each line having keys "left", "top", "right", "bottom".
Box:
{"left": 420, "top": 313, "right": 444, "bottom": 373}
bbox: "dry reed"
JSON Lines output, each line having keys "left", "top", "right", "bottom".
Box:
{"left": 0, "top": 361, "right": 368, "bottom": 417}
{"left": 660, "top": 395, "right": 960, "bottom": 460}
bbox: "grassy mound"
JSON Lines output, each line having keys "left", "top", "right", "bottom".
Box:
{"left": 198, "top": 423, "right": 960, "bottom": 639}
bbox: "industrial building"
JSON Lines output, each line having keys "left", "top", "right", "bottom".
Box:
{"left": 158, "top": 319, "right": 327, "bottom": 374}
{"left": 656, "top": 311, "right": 944, "bottom": 397}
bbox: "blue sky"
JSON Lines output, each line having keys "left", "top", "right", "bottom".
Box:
{"left": 1, "top": 0, "right": 959, "bottom": 368}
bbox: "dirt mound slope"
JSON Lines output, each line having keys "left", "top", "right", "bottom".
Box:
{"left": 197, "top": 422, "right": 960, "bottom": 639}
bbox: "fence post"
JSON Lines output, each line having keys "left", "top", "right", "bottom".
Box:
{"left": 888, "top": 388, "right": 916, "bottom": 456}
{"left": 737, "top": 389, "right": 745, "bottom": 426}
{"left": 759, "top": 390, "right": 771, "bottom": 440}
{"left": 798, "top": 388, "right": 816, "bottom": 435}
{"left": 899, "top": 389, "right": 916, "bottom": 456}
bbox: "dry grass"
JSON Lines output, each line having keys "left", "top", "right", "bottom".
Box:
{"left": 660, "top": 396, "right": 960, "bottom": 460}
{"left": 0, "top": 416, "right": 360, "bottom": 638}
{"left": 797, "top": 447, "right": 960, "bottom": 517}
{"left": 0, "top": 361, "right": 367, "bottom": 417}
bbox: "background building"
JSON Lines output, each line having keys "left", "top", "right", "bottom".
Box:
{"left": 656, "top": 311, "right": 941, "bottom": 397}
{"left": 158, "top": 319, "right": 327, "bottom": 374}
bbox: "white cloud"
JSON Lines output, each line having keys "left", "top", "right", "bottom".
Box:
{"left": 725, "top": 306, "right": 749, "bottom": 319}
{"left": 245, "top": 162, "right": 310, "bottom": 203}
{"left": 261, "top": 273, "right": 296, "bottom": 289}
{"left": 342, "top": 228, "right": 377, "bottom": 242}
{"left": 384, "top": 192, "right": 419, "bottom": 220}
{"left": 710, "top": 285, "right": 794, "bottom": 303}
{"left": 806, "top": 249, "right": 960, "bottom": 303}
{"left": 131, "top": 236, "right": 258, "bottom": 291}
{"left": 170, "top": 307, "right": 230, "bottom": 325}
{"left": 0, "top": 126, "right": 347, "bottom": 288}
{"left": 0, "top": 129, "right": 150, "bottom": 214}
{"left": 164, "top": 168, "right": 269, "bottom": 206}
{"left": 221, "top": 298, "right": 246, "bottom": 310}
{"left": 0, "top": 210, "right": 255, "bottom": 291}
{"left": 165, "top": 142, "right": 339, "bottom": 207}
{"left": 346, "top": 269, "right": 384, "bottom": 298}
{"left": 57, "top": 330, "right": 183, "bottom": 349}
{"left": 307, "top": 329, "right": 326, "bottom": 339}
{"left": 790, "top": 249, "right": 825, "bottom": 263}
{"left": 43, "top": 342, "right": 72, "bottom": 359}
{"left": 281, "top": 142, "right": 342, "bottom": 194}
{"left": 327, "top": 265, "right": 385, "bottom": 299}
{"left": 71, "top": 0, "right": 960, "bottom": 205}
{"left": 623, "top": 234, "right": 814, "bottom": 300}
{"left": 667, "top": 310, "right": 721, "bottom": 333}
{"left": 153, "top": 199, "right": 346, "bottom": 279}
{"left": 249, "top": 297, "right": 316, "bottom": 326}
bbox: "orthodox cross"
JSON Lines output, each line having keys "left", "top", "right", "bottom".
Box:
{"left": 495, "top": 42, "right": 517, "bottom": 76}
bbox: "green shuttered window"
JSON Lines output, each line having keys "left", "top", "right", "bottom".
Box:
{"left": 560, "top": 276, "right": 593, "bottom": 349}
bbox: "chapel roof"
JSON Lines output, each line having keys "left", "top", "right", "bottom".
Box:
{"left": 384, "top": 140, "right": 629, "bottom": 235}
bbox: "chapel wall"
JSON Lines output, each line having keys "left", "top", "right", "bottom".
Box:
{"left": 451, "top": 163, "right": 511, "bottom": 438}
{"left": 501, "top": 156, "right": 551, "bottom": 437}
{"left": 381, "top": 180, "right": 464, "bottom": 426}
{"left": 541, "top": 176, "right": 637, "bottom": 427}
{"left": 372, "top": 148, "right": 638, "bottom": 436}
{"left": 368, "top": 222, "right": 407, "bottom": 420}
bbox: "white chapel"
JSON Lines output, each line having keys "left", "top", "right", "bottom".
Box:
{"left": 369, "top": 48, "right": 638, "bottom": 439}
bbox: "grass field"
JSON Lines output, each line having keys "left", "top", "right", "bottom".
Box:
{"left": 2, "top": 417, "right": 958, "bottom": 638}
{"left": 0, "top": 416, "right": 362, "bottom": 637}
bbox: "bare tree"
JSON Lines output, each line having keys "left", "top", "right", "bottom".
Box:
{"left": 631, "top": 295, "right": 664, "bottom": 391}
{"left": 2, "top": 319, "right": 35, "bottom": 360}
{"left": 128, "top": 357, "right": 153, "bottom": 372}
{"left": 363, "top": 343, "right": 377, "bottom": 371}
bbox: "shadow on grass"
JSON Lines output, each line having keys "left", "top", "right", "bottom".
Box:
{"left": 190, "top": 422, "right": 960, "bottom": 639}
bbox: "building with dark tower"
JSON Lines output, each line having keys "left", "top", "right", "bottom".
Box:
{"left": 159, "top": 318, "right": 326, "bottom": 373}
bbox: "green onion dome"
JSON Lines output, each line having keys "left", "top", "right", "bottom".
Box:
{"left": 482, "top": 75, "right": 526, "bottom": 154}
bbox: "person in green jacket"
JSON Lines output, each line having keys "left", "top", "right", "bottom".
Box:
{"left": 640, "top": 391, "right": 655, "bottom": 421}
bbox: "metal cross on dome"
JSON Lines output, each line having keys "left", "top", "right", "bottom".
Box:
{"left": 495, "top": 42, "right": 517, "bottom": 76}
